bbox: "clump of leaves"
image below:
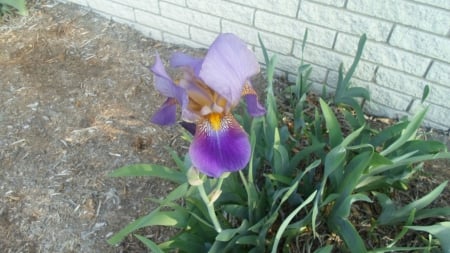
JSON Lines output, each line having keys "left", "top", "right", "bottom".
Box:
{"left": 108, "top": 34, "right": 450, "bottom": 252}
{"left": 0, "top": 0, "right": 28, "bottom": 16}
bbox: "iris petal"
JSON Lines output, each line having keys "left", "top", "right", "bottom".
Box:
{"left": 199, "top": 33, "right": 260, "bottom": 107}
{"left": 242, "top": 82, "right": 266, "bottom": 116}
{"left": 189, "top": 114, "right": 251, "bottom": 178}
{"left": 151, "top": 53, "right": 188, "bottom": 108}
{"left": 151, "top": 53, "right": 177, "bottom": 97}
{"left": 170, "top": 52, "right": 203, "bottom": 75}
{"left": 244, "top": 95, "right": 266, "bottom": 117}
{"left": 180, "top": 121, "right": 196, "bottom": 135}
{"left": 151, "top": 98, "right": 178, "bottom": 125}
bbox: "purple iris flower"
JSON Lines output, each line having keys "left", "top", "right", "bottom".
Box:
{"left": 150, "top": 33, "right": 265, "bottom": 178}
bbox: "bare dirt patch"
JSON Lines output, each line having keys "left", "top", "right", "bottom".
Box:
{"left": 0, "top": 2, "right": 201, "bottom": 252}
{"left": 1, "top": 2, "right": 449, "bottom": 253}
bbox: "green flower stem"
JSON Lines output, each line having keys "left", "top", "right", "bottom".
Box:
{"left": 197, "top": 178, "right": 222, "bottom": 233}
{"left": 239, "top": 170, "right": 253, "bottom": 223}
{"left": 238, "top": 170, "right": 250, "bottom": 194}
{"left": 214, "top": 177, "right": 225, "bottom": 192}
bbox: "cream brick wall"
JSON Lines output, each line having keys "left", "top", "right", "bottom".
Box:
{"left": 60, "top": 0, "right": 450, "bottom": 130}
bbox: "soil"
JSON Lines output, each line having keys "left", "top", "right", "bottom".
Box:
{"left": 0, "top": 2, "right": 201, "bottom": 252}
{"left": 0, "top": 2, "right": 449, "bottom": 253}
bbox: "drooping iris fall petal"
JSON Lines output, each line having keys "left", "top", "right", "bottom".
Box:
{"left": 189, "top": 114, "right": 251, "bottom": 178}
{"left": 180, "top": 121, "right": 196, "bottom": 135}
{"left": 150, "top": 98, "right": 178, "bottom": 125}
{"left": 199, "top": 33, "right": 260, "bottom": 106}
{"left": 244, "top": 95, "right": 266, "bottom": 117}
{"left": 242, "top": 82, "right": 266, "bottom": 117}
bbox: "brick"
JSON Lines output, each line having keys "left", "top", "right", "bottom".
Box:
{"left": 426, "top": 83, "right": 450, "bottom": 109}
{"left": 222, "top": 20, "right": 293, "bottom": 55}
{"left": 267, "top": 52, "right": 328, "bottom": 82}
{"left": 337, "top": 77, "right": 411, "bottom": 111}
{"left": 189, "top": 27, "right": 217, "bottom": 46}
{"left": 303, "top": 63, "right": 328, "bottom": 83}
{"left": 187, "top": 0, "right": 254, "bottom": 25}
{"left": 163, "top": 33, "right": 204, "bottom": 48}
{"left": 350, "top": 78, "right": 411, "bottom": 119}
{"left": 347, "top": 0, "right": 450, "bottom": 35}
{"left": 334, "top": 33, "right": 431, "bottom": 76}
{"left": 427, "top": 61, "right": 450, "bottom": 84}
{"left": 228, "top": 0, "right": 299, "bottom": 17}
{"left": 294, "top": 42, "right": 377, "bottom": 81}
{"left": 160, "top": 2, "right": 220, "bottom": 32}
{"left": 298, "top": 1, "right": 393, "bottom": 41}
{"left": 255, "top": 11, "right": 336, "bottom": 48}
{"left": 287, "top": 63, "right": 328, "bottom": 84}
{"left": 135, "top": 9, "right": 189, "bottom": 38}
{"left": 376, "top": 67, "right": 450, "bottom": 104}
{"left": 161, "top": 0, "right": 186, "bottom": 6}
{"left": 369, "top": 88, "right": 411, "bottom": 113}
{"left": 410, "top": 101, "right": 450, "bottom": 129}
{"left": 390, "top": 26, "right": 450, "bottom": 62}
{"left": 254, "top": 47, "right": 288, "bottom": 72}
{"left": 307, "top": 81, "right": 333, "bottom": 96}
{"left": 411, "top": 0, "right": 450, "bottom": 10}
{"left": 364, "top": 100, "right": 409, "bottom": 121}
{"left": 253, "top": 46, "right": 269, "bottom": 66}
{"left": 112, "top": 0, "right": 159, "bottom": 13}
{"left": 376, "top": 67, "right": 425, "bottom": 98}
{"left": 309, "top": 0, "right": 346, "bottom": 7}
{"left": 325, "top": 70, "right": 340, "bottom": 88}
{"left": 287, "top": 64, "right": 327, "bottom": 85}
{"left": 88, "top": 0, "right": 135, "bottom": 21}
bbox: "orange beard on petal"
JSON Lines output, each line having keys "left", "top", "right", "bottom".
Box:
{"left": 208, "top": 112, "right": 222, "bottom": 131}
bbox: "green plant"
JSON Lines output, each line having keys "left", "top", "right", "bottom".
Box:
{"left": 0, "top": 0, "right": 28, "bottom": 16}
{"left": 108, "top": 34, "right": 450, "bottom": 252}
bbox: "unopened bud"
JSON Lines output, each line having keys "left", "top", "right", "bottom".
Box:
{"left": 208, "top": 189, "right": 222, "bottom": 203}
{"left": 220, "top": 172, "right": 231, "bottom": 179}
{"left": 187, "top": 166, "right": 203, "bottom": 186}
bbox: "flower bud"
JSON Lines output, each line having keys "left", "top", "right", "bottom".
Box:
{"left": 187, "top": 166, "right": 203, "bottom": 186}
{"left": 220, "top": 172, "right": 231, "bottom": 179}
{"left": 208, "top": 189, "right": 222, "bottom": 203}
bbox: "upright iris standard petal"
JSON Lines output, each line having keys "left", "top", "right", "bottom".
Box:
{"left": 189, "top": 114, "right": 251, "bottom": 178}
{"left": 199, "top": 33, "right": 260, "bottom": 106}
{"left": 170, "top": 52, "right": 203, "bottom": 76}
